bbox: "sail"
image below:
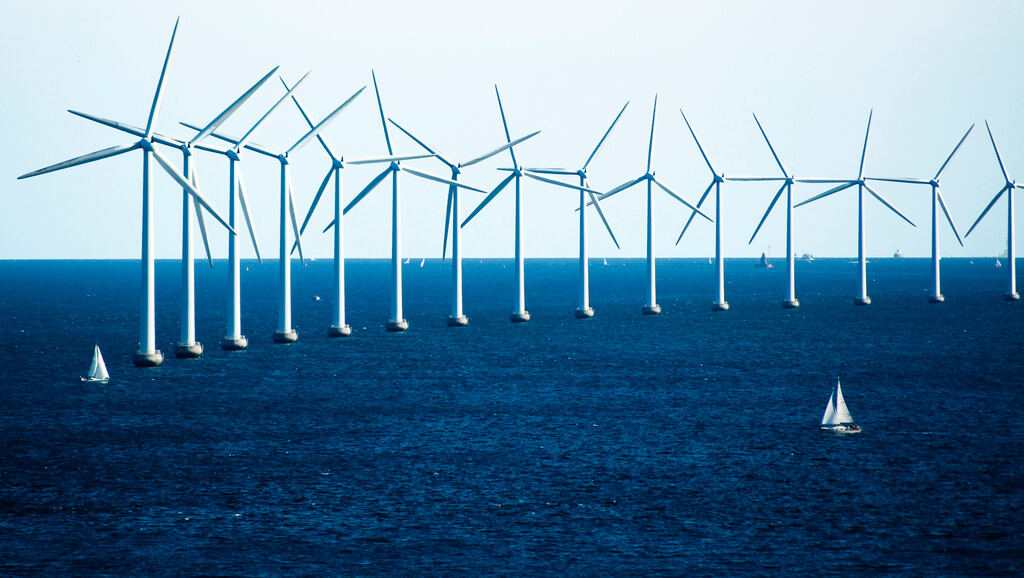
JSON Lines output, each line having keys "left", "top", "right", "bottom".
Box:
{"left": 90, "top": 345, "right": 109, "bottom": 381}
{"left": 832, "top": 379, "right": 854, "bottom": 423}
{"left": 821, "top": 390, "right": 838, "bottom": 425}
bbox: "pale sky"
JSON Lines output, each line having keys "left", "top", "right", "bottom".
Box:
{"left": 3, "top": 0, "right": 1022, "bottom": 259}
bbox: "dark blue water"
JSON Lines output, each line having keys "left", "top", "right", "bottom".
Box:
{"left": 1, "top": 258, "right": 1022, "bottom": 575}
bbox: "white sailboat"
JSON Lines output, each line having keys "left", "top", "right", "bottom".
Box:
{"left": 81, "top": 345, "right": 110, "bottom": 383}
{"left": 419, "top": 258, "right": 425, "bottom": 267}
{"left": 821, "top": 377, "right": 860, "bottom": 433}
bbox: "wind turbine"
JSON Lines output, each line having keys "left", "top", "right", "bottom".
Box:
{"left": 462, "top": 85, "right": 594, "bottom": 322}
{"left": 181, "top": 72, "right": 311, "bottom": 349}
{"left": 285, "top": 81, "right": 434, "bottom": 337}
{"left": 386, "top": 116, "right": 540, "bottom": 326}
{"left": 69, "top": 66, "right": 282, "bottom": 357}
{"left": 965, "top": 121, "right": 1022, "bottom": 301}
{"left": 514, "top": 102, "right": 628, "bottom": 318}
{"left": 793, "top": 110, "right": 916, "bottom": 306}
{"left": 675, "top": 110, "right": 788, "bottom": 311}
{"left": 18, "top": 18, "right": 235, "bottom": 367}
{"left": 343, "top": 70, "right": 487, "bottom": 332}
{"left": 744, "top": 113, "right": 805, "bottom": 308}
{"left": 191, "top": 82, "right": 364, "bottom": 343}
{"left": 595, "top": 96, "right": 712, "bottom": 315}
{"left": 867, "top": 125, "right": 973, "bottom": 303}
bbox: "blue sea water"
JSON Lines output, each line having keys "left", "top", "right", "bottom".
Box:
{"left": 1, "top": 257, "right": 1022, "bottom": 575}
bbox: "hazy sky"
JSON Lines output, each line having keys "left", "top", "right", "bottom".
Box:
{"left": 3, "top": 0, "right": 1023, "bottom": 259}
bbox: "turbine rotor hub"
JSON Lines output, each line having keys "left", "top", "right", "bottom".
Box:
{"left": 139, "top": 139, "right": 155, "bottom": 152}
{"left": 227, "top": 149, "right": 241, "bottom": 162}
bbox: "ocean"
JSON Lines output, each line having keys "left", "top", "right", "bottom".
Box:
{"left": 1, "top": 257, "right": 1022, "bottom": 575}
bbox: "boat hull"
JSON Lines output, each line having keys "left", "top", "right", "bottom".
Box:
{"left": 821, "top": 424, "right": 862, "bottom": 434}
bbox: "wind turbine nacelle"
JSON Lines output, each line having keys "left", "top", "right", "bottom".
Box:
{"left": 227, "top": 150, "right": 241, "bottom": 162}
{"left": 139, "top": 139, "right": 155, "bottom": 152}
{"left": 278, "top": 154, "right": 289, "bottom": 165}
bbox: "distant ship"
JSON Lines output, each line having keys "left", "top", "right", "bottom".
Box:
{"left": 801, "top": 253, "right": 814, "bottom": 262}
{"left": 755, "top": 252, "right": 773, "bottom": 268}
{"left": 894, "top": 248, "right": 904, "bottom": 258}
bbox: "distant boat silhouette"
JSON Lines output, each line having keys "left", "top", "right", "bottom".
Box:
{"left": 404, "top": 258, "right": 410, "bottom": 264}
{"left": 821, "top": 377, "right": 861, "bottom": 433}
{"left": 755, "top": 252, "right": 773, "bottom": 268}
{"left": 420, "top": 258, "right": 425, "bottom": 267}
{"left": 996, "top": 259, "right": 1003, "bottom": 268}
{"left": 81, "top": 345, "right": 109, "bottom": 383}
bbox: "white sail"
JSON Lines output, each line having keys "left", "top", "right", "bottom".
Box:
{"left": 419, "top": 258, "right": 425, "bottom": 267}
{"left": 822, "top": 378, "right": 853, "bottom": 425}
{"left": 84, "top": 345, "right": 109, "bottom": 382}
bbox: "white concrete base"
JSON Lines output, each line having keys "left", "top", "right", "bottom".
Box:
{"left": 574, "top": 307, "right": 594, "bottom": 319}
{"left": 174, "top": 342, "right": 203, "bottom": 358}
{"left": 782, "top": 299, "right": 800, "bottom": 309}
{"left": 510, "top": 311, "right": 531, "bottom": 323}
{"left": 273, "top": 330, "right": 298, "bottom": 344}
{"left": 386, "top": 319, "right": 409, "bottom": 332}
{"left": 1005, "top": 292, "right": 1020, "bottom": 302}
{"left": 928, "top": 295, "right": 945, "bottom": 304}
{"left": 711, "top": 301, "right": 729, "bottom": 312}
{"left": 854, "top": 296, "right": 872, "bottom": 306}
{"left": 446, "top": 315, "right": 469, "bottom": 327}
{"left": 221, "top": 336, "right": 248, "bottom": 351}
{"left": 132, "top": 350, "right": 164, "bottom": 367}
{"left": 641, "top": 304, "right": 661, "bottom": 315}
{"left": 328, "top": 325, "right": 352, "bottom": 337}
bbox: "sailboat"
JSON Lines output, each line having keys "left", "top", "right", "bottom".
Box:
{"left": 419, "top": 258, "right": 425, "bottom": 267}
{"left": 821, "top": 377, "right": 860, "bottom": 433}
{"left": 81, "top": 345, "right": 110, "bottom": 383}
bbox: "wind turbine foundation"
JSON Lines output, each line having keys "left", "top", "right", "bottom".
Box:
{"left": 132, "top": 350, "right": 164, "bottom": 367}
{"left": 446, "top": 315, "right": 469, "bottom": 327}
{"left": 574, "top": 307, "right": 595, "bottom": 319}
{"left": 272, "top": 329, "right": 298, "bottom": 343}
{"left": 174, "top": 342, "right": 203, "bottom": 358}
{"left": 328, "top": 324, "right": 352, "bottom": 337}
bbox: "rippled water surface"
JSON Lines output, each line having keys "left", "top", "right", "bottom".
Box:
{"left": 2, "top": 258, "right": 1022, "bottom": 575}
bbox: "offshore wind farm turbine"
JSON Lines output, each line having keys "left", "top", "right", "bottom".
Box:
{"left": 965, "top": 121, "right": 1022, "bottom": 301}
{"left": 70, "top": 66, "right": 282, "bottom": 357}
{"left": 794, "top": 110, "right": 916, "bottom": 306}
{"left": 867, "top": 125, "right": 973, "bottom": 303}
{"left": 343, "top": 70, "right": 486, "bottom": 332}
{"left": 18, "top": 18, "right": 235, "bottom": 367}
{"left": 596, "top": 96, "right": 712, "bottom": 315}
{"left": 386, "top": 117, "right": 540, "bottom": 326}
{"left": 285, "top": 83, "right": 433, "bottom": 337}
{"left": 191, "top": 81, "right": 365, "bottom": 343}
{"left": 675, "top": 110, "right": 787, "bottom": 312}
{"left": 516, "top": 102, "right": 628, "bottom": 318}
{"left": 462, "top": 84, "right": 577, "bottom": 323}
{"left": 181, "top": 72, "right": 311, "bottom": 349}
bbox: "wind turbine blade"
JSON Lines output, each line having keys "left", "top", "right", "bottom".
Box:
{"left": 282, "top": 76, "right": 337, "bottom": 160}
{"left": 936, "top": 190, "right": 963, "bottom": 246}
{"left": 442, "top": 185, "right": 454, "bottom": 260}
{"left": 752, "top": 113, "right": 788, "bottom": 176}
{"left": 387, "top": 117, "right": 453, "bottom": 168}
{"left": 236, "top": 172, "right": 262, "bottom": 263}
{"left": 675, "top": 180, "right": 715, "bottom": 245}
{"left": 322, "top": 220, "right": 335, "bottom": 234}
{"left": 287, "top": 86, "right": 366, "bottom": 156}
{"left": 862, "top": 183, "right": 915, "bottom": 227}
{"left": 985, "top": 120, "right": 1011, "bottom": 184}
{"left": 858, "top": 109, "right": 873, "bottom": 179}
{"left": 193, "top": 66, "right": 280, "bottom": 146}
{"left": 19, "top": 142, "right": 139, "bottom": 179}
{"left": 237, "top": 70, "right": 310, "bottom": 151}
{"left": 582, "top": 101, "right": 630, "bottom": 171}
{"left": 402, "top": 166, "right": 487, "bottom": 193}
{"left": 793, "top": 182, "right": 856, "bottom": 207}
{"left": 680, "top": 110, "right": 717, "bottom": 177}
{"left": 794, "top": 178, "right": 854, "bottom": 184}
{"left": 345, "top": 153, "right": 435, "bottom": 165}
{"left": 145, "top": 17, "right": 179, "bottom": 138}
{"left": 461, "top": 130, "right": 541, "bottom": 168}
{"left": 522, "top": 170, "right": 604, "bottom": 195}
{"left": 286, "top": 170, "right": 304, "bottom": 262}
{"left": 748, "top": 182, "right": 787, "bottom": 244}
{"left": 520, "top": 167, "right": 576, "bottom": 176}
{"left": 934, "top": 124, "right": 975, "bottom": 180}
{"left": 69, "top": 110, "right": 146, "bottom": 139}
{"left": 725, "top": 176, "right": 789, "bottom": 182}
{"left": 493, "top": 85, "right": 517, "bottom": 166}
{"left": 344, "top": 165, "right": 393, "bottom": 215}
{"left": 646, "top": 95, "right": 658, "bottom": 173}
{"left": 371, "top": 70, "right": 394, "bottom": 155}
{"left": 864, "top": 177, "right": 930, "bottom": 185}
{"left": 588, "top": 190, "right": 620, "bottom": 250}
{"left": 300, "top": 167, "right": 333, "bottom": 236}
{"left": 965, "top": 185, "right": 1009, "bottom": 238}
{"left": 151, "top": 147, "right": 236, "bottom": 235}
{"left": 598, "top": 175, "right": 645, "bottom": 202}
{"left": 462, "top": 172, "right": 514, "bottom": 227}
{"left": 189, "top": 163, "right": 213, "bottom": 267}
{"left": 651, "top": 176, "right": 712, "bottom": 222}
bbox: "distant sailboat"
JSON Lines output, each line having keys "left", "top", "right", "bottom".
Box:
{"left": 404, "top": 258, "right": 410, "bottom": 264}
{"left": 996, "top": 259, "right": 1003, "bottom": 268}
{"left": 419, "top": 258, "right": 425, "bottom": 267}
{"left": 821, "top": 377, "right": 860, "bottom": 433}
{"left": 81, "top": 345, "right": 110, "bottom": 383}
{"left": 603, "top": 257, "right": 608, "bottom": 266}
